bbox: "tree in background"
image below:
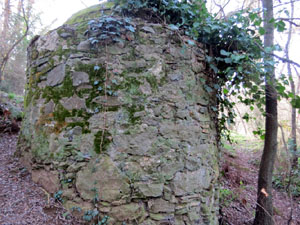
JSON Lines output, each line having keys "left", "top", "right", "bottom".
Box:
{"left": 285, "top": 1, "right": 298, "bottom": 168}
{"left": 253, "top": 1, "right": 278, "bottom": 224}
{"left": 206, "top": 0, "right": 300, "bottom": 223}
{"left": 0, "top": 0, "right": 36, "bottom": 94}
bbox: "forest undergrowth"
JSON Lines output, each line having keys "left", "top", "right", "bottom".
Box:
{"left": 0, "top": 133, "right": 86, "bottom": 225}
{"left": 219, "top": 133, "right": 300, "bottom": 225}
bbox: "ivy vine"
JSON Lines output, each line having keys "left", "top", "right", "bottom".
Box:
{"left": 87, "top": 0, "right": 294, "bottom": 141}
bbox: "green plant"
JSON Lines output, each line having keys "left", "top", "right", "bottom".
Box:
{"left": 8, "top": 92, "right": 16, "bottom": 100}
{"left": 272, "top": 169, "right": 300, "bottom": 197}
{"left": 90, "top": 0, "right": 296, "bottom": 143}
{"left": 82, "top": 209, "right": 109, "bottom": 225}
{"left": 83, "top": 209, "right": 99, "bottom": 222}
{"left": 219, "top": 188, "right": 237, "bottom": 207}
{"left": 54, "top": 190, "right": 63, "bottom": 202}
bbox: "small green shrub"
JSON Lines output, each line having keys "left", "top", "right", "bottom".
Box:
{"left": 8, "top": 92, "right": 16, "bottom": 100}
{"left": 273, "top": 170, "right": 300, "bottom": 197}
{"left": 219, "top": 188, "right": 237, "bottom": 207}
{"left": 82, "top": 209, "right": 109, "bottom": 225}
{"left": 54, "top": 190, "right": 63, "bottom": 202}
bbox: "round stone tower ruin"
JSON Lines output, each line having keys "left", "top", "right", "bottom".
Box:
{"left": 17, "top": 3, "right": 220, "bottom": 224}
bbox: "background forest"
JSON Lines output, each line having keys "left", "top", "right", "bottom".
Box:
{"left": 0, "top": 0, "right": 300, "bottom": 224}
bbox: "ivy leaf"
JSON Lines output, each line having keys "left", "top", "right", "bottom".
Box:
{"left": 88, "top": 20, "right": 96, "bottom": 25}
{"left": 291, "top": 96, "right": 300, "bottom": 108}
{"left": 92, "top": 209, "right": 99, "bottom": 217}
{"left": 276, "top": 20, "right": 286, "bottom": 32}
{"left": 213, "top": 84, "right": 220, "bottom": 89}
{"left": 258, "top": 27, "right": 265, "bottom": 35}
{"left": 242, "top": 113, "right": 250, "bottom": 122}
{"left": 209, "top": 64, "right": 218, "bottom": 73}
{"left": 193, "top": 21, "right": 200, "bottom": 28}
{"left": 204, "top": 84, "right": 213, "bottom": 93}
{"left": 124, "top": 17, "right": 131, "bottom": 23}
{"left": 254, "top": 18, "right": 262, "bottom": 26}
{"left": 206, "top": 56, "right": 213, "bottom": 63}
{"left": 220, "top": 49, "right": 230, "bottom": 56}
{"left": 162, "top": 0, "right": 168, "bottom": 5}
{"left": 105, "top": 17, "right": 117, "bottom": 23}
{"left": 187, "top": 40, "right": 195, "bottom": 46}
{"left": 276, "top": 85, "right": 285, "bottom": 96}
{"left": 268, "top": 18, "right": 275, "bottom": 23}
{"left": 91, "top": 39, "right": 99, "bottom": 45}
{"left": 94, "top": 65, "right": 100, "bottom": 71}
{"left": 63, "top": 212, "right": 70, "bottom": 218}
{"left": 168, "top": 24, "right": 179, "bottom": 30}
{"left": 99, "top": 34, "right": 109, "bottom": 40}
{"left": 125, "top": 25, "right": 135, "bottom": 32}
{"left": 231, "top": 54, "right": 245, "bottom": 62}
{"left": 211, "top": 106, "right": 218, "bottom": 112}
{"left": 224, "top": 58, "right": 232, "bottom": 64}
{"left": 249, "top": 13, "right": 258, "bottom": 22}
{"left": 83, "top": 30, "right": 89, "bottom": 36}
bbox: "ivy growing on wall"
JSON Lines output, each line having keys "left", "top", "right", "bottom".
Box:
{"left": 89, "top": 0, "right": 291, "bottom": 141}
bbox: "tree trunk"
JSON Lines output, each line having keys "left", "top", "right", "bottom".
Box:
{"left": 0, "top": 0, "right": 11, "bottom": 82}
{"left": 2, "top": 0, "right": 11, "bottom": 39}
{"left": 0, "top": 0, "right": 29, "bottom": 83}
{"left": 253, "top": 0, "right": 278, "bottom": 224}
{"left": 285, "top": 1, "right": 297, "bottom": 167}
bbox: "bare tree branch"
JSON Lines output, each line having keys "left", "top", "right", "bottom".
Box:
{"left": 276, "top": 18, "right": 300, "bottom": 27}
{"left": 254, "top": 41, "right": 300, "bottom": 68}
{"left": 213, "top": 0, "right": 231, "bottom": 18}
{"left": 0, "top": 0, "right": 29, "bottom": 82}
{"left": 273, "top": 0, "right": 300, "bottom": 9}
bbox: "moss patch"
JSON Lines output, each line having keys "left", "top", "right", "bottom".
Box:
{"left": 31, "top": 134, "right": 50, "bottom": 160}
{"left": 53, "top": 104, "right": 71, "bottom": 123}
{"left": 94, "top": 130, "right": 112, "bottom": 154}
{"left": 121, "top": 76, "right": 143, "bottom": 96}
{"left": 145, "top": 74, "right": 158, "bottom": 90}
{"left": 74, "top": 63, "right": 106, "bottom": 110}
{"left": 126, "top": 105, "right": 145, "bottom": 124}
{"left": 42, "top": 74, "right": 74, "bottom": 104}
{"left": 65, "top": 4, "right": 103, "bottom": 25}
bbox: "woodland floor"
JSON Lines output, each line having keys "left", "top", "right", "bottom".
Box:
{"left": 0, "top": 132, "right": 299, "bottom": 225}
{"left": 219, "top": 137, "right": 300, "bottom": 225}
{"left": 0, "top": 133, "right": 83, "bottom": 225}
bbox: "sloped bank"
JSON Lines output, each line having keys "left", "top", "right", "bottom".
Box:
{"left": 17, "top": 3, "right": 220, "bottom": 224}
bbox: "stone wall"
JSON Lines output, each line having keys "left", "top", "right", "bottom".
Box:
{"left": 18, "top": 3, "right": 220, "bottom": 225}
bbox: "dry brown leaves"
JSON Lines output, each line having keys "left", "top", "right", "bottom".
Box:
{"left": 0, "top": 134, "right": 83, "bottom": 225}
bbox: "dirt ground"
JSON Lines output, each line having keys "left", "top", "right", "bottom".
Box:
{"left": 219, "top": 141, "right": 300, "bottom": 225}
{"left": 0, "top": 133, "right": 82, "bottom": 225}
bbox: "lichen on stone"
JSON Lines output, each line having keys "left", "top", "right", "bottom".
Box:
{"left": 17, "top": 3, "right": 220, "bottom": 224}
